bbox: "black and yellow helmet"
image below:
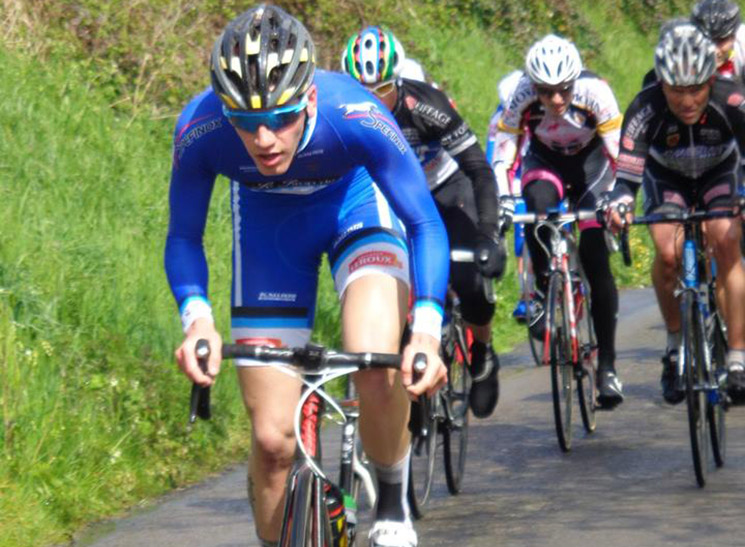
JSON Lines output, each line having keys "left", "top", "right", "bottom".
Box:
{"left": 210, "top": 5, "right": 316, "bottom": 110}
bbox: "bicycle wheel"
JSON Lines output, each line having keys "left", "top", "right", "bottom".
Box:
{"left": 443, "top": 321, "right": 471, "bottom": 494}
{"left": 407, "top": 396, "right": 437, "bottom": 519}
{"left": 574, "top": 275, "right": 597, "bottom": 434}
{"left": 708, "top": 311, "right": 727, "bottom": 468}
{"left": 682, "top": 293, "right": 709, "bottom": 487}
{"left": 547, "top": 272, "right": 573, "bottom": 452}
{"left": 280, "top": 463, "right": 325, "bottom": 547}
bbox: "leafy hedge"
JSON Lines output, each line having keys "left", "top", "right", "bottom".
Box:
{"left": 2, "top": 0, "right": 692, "bottom": 115}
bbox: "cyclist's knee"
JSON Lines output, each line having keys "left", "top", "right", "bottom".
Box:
{"left": 523, "top": 179, "right": 561, "bottom": 213}
{"left": 354, "top": 367, "right": 400, "bottom": 404}
{"left": 251, "top": 422, "right": 296, "bottom": 470}
{"left": 709, "top": 220, "right": 742, "bottom": 268}
{"left": 654, "top": 244, "right": 680, "bottom": 275}
{"left": 460, "top": 295, "right": 495, "bottom": 326}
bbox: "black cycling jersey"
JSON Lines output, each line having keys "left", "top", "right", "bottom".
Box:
{"left": 392, "top": 78, "right": 499, "bottom": 233}
{"left": 616, "top": 76, "right": 745, "bottom": 202}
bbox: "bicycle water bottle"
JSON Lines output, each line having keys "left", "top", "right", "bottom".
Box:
{"left": 683, "top": 239, "right": 697, "bottom": 288}
{"left": 343, "top": 490, "right": 358, "bottom": 540}
{"left": 325, "top": 482, "right": 348, "bottom": 547}
{"left": 514, "top": 197, "right": 527, "bottom": 257}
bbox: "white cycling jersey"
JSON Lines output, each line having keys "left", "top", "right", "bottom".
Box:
{"left": 493, "top": 71, "right": 622, "bottom": 170}
{"left": 486, "top": 70, "right": 525, "bottom": 196}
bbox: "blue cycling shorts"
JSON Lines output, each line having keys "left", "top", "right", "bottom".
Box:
{"left": 228, "top": 169, "right": 409, "bottom": 362}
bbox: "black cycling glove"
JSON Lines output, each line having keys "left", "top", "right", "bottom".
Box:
{"left": 474, "top": 232, "right": 507, "bottom": 280}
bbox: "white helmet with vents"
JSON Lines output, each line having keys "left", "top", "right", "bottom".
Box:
{"left": 525, "top": 34, "right": 582, "bottom": 86}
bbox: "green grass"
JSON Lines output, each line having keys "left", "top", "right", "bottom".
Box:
{"left": 0, "top": 48, "right": 252, "bottom": 546}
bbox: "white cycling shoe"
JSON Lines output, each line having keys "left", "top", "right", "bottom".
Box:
{"left": 368, "top": 520, "right": 418, "bottom": 547}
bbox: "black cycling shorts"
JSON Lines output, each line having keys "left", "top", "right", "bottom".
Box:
{"left": 642, "top": 151, "right": 741, "bottom": 215}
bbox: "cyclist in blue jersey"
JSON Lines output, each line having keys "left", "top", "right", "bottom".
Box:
{"left": 341, "top": 27, "right": 506, "bottom": 419}
{"left": 166, "top": 7, "right": 449, "bottom": 547}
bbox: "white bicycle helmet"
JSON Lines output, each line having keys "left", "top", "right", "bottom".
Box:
{"left": 655, "top": 23, "right": 717, "bottom": 86}
{"left": 525, "top": 34, "right": 582, "bottom": 86}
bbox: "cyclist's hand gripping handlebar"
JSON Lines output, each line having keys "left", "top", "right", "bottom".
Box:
{"left": 188, "top": 339, "right": 212, "bottom": 425}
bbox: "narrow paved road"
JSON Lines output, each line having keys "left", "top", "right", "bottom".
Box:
{"left": 75, "top": 289, "right": 745, "bottom": 546}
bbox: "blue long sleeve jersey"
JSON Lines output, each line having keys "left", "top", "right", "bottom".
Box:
{"left": 165, "top": 70, "right": 449, "bottom": 323}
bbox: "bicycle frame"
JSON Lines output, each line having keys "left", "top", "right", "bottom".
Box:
{"left": 513, "top": 210, "right": 596, "bottom": 367}
{"left": 513, "top": 209, "right": 599, "bottom": 451}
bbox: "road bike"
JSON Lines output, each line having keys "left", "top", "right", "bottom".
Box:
{"left": 190, "top": 341, "right": 425, "bottom": 545}
{"left": 618, "top": 206, "right": 732, "bottom": 487}
{"left": 407, "top": 248, "right": 488, "bottom": 518}
{"left": 512, "top": 208, "right": 599, "bottom": 452}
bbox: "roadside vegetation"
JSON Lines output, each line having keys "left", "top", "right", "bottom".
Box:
{"left": 0, "top": 0, "right": 692, "bottom": 544}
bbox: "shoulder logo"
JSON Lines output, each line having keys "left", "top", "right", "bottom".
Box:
{"left": 340, "top": 101, "right": 380, "bottom": 117}
{"left": 339, "top": 101, "right": 407, "bottom": 154}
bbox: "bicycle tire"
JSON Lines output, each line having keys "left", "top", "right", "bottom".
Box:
{"left": 280, "top": 463, "right": 325, "bottom": 547}
{"left": 548, "top": 272, "right": 573, "bottom": 452}
{"left": 443, "top": 320, "right": 471, "bottom": 494}
{"left": 574, "top": 274, "right": 597, "bottom": 434}
{"left": 407, "top": 396, "right": 437, "bottom": 519}
{"left": 682, "top": 293, "right": 709, "bottom": 487}
{"left": 708, "top": 311, "right": 727, "bottom": 468}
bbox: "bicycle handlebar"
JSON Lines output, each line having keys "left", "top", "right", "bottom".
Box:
{"left": 221, "top": 342, "right": 406, "bottom": 369}
{"left": 615, "top": 204, "right": 741, "bottom": 269}
{"left": 511, "top": 209, "right": 599, "bottom": 225}
{"left": 188, "top": 340, "right": 427, "bottom": 426}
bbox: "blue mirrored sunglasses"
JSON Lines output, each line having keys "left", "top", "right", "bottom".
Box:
{"left": 223, "top": 96, "right": 308, "bottom": 132}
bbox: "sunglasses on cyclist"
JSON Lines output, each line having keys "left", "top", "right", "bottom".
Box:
{"left": 367, "top": 80, "right": 397, "bottom": 98}
{"left": 535, "top": 83, "right": 574, "bottom": 98}
{"left": 223, "top": 96, "right": 309, "bottom": 133}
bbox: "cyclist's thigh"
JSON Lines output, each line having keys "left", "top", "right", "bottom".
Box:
{"left": 329, "top": 177, "right": 411, "bottom": 353}
{"left": 238, "top": 366, "right": 301, "bottom": 451}
{"left": 641, "top": 167, "right": 690, "bottom": 257}
{"left": 229, "top": 182, "right": 339, "bottom": 354}
{"left": 230, "top": 183, "right": 345, "bottom": 439}
{"left": 642, "top": 162, "right": 694, "bottom": 216}
{"left": 433, "top": 173, "right": 494, "bottom": 323}
{"left": 431, "top": 171, "right": 479, "bottom": 228}
{"left": 521, "top": 151, "right": 565, "bottom": 211}
{"left": 571, "top": 145, "right": 615, "bottom": 232}
{"left": 698, "top": 159, "right": 742, "bottom": 259}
